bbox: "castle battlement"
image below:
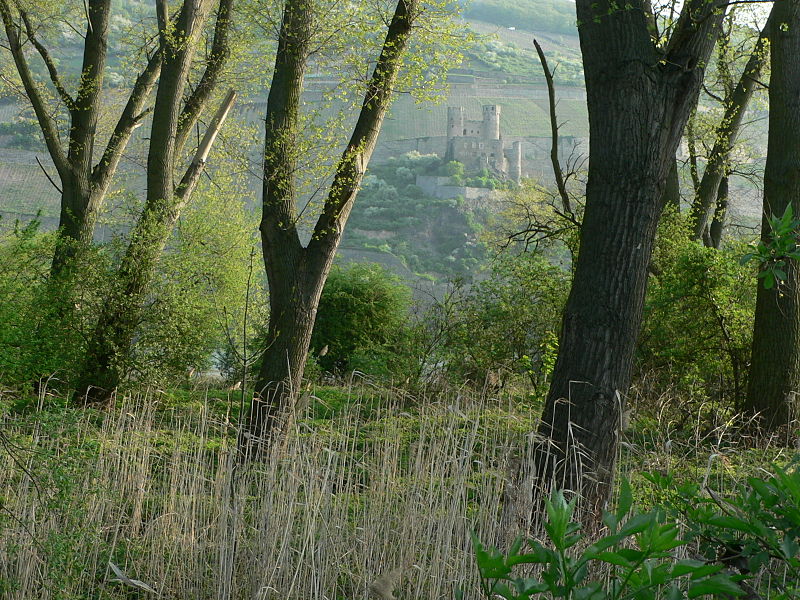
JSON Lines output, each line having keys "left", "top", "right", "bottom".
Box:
{"left": 445, "top": 105, "right": 520, "bottom": 182}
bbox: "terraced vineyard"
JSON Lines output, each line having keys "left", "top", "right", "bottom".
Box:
{"left": 379, "top": 92, "right": 588, "bottom": 141}
{"left": 0, "top": 150, "right": 60, "bottom": 220}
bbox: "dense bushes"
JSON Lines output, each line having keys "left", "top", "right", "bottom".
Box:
{"left": 0, "top": 181, "right": 263, "bottom": 395}
{"left": 418, "top": 250, "right": 569, "bottom": 391}
{"left": 638, "top": 211, "right": 755, "bottom": 411}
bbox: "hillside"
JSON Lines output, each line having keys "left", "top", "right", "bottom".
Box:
{"left": 0, "top": 0, "right": 590, "bottom": 280}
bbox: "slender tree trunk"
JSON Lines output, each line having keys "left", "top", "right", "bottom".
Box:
{"left": 709, "top": 175, "right": 729, "bottom": 249}
{"left": 243, "top": 0, "right": 418, "bottom": 455}
{"left": 73, "top": 0, "right": 232, "bottom": 404}
{"left": 689, "top": 15, "right": 771, "bottom": 242}
{"left": 534, "top": 0, "right": 725, "bottom": 519}
{"left": 663, "top": 157, "right": 681, "bottom": 212}
{"left": 744, "top": 1, "right": 800, "bottom": 431}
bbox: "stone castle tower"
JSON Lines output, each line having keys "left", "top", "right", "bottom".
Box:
{"left": 444, "top": 105, "right": 521, "bottom": 182}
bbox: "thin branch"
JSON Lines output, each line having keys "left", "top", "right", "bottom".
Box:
{"left": 0, "top": 0, "right": 68, "bottom": 176}
{"left": 534, "top": 38, "right": 572, "bottom": 217}
{"left": 35, "top": 156, "right": 62, "bottom": 194}
{"left": 91, "top": 49, "right": 162, "bottom": 191}
{"left": 18, "top": 9, "right": 74, "bottom": 108}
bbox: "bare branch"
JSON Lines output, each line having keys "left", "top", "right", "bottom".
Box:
{"left": 35, "top": 156, "right": 62, "bottom": 193}
{"left": 534, "top": 38, "right": 573, "bottom": 218}
{"left": 18, "top": 8, "right": 74, "bottom": 108}
{"left": 175, "top": 89, "right": 237, "bottom": 203}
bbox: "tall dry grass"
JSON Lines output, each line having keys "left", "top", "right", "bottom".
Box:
{"left": 0, "top": 379, "right": 789, "bottom": 599}
{"left": 0, "top": 384, "right": 535, "bottom": 599}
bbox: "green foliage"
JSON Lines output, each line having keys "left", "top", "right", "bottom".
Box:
{"left": 422, "top": 250, "right": 568, "bottom": 391}
{"left": 640, "top": 211, "right": 755, "bottom": 408}
{"left": 0, "top": 222, "right": 112, "bottom": 391}
{"left": 312, "top": 262, "right": 413, "bottom": 379}
{"left": 0, "top": 118, "right": 45, "bottom": 150}
{"left": 129, "top": 179, "right": 266, "bottom": 386}
{"left": 647, "top": 460, "right": 800, "bottom": 599}
{"left": 470, "top": 481, "right": 743, "bottom": 600}
{"left": 740, "top": 204, "right": 800, "bottom": 290}
{"left": 0, "top": 180, "right": 265, "bottom": 394}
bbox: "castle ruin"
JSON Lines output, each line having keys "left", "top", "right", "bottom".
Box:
{"left": 445, "top": 105, "right": 522, "bottom": 182}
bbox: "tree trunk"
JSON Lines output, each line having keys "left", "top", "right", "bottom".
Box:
{"left": 243, "top": 251, "right": 324, "bottom": 444}
{"left": 709, "top": 175, "right": 728, "bottom": 249}
{"left": 663, "top": 157, "right": 681, "bottom": 212}
{"left": 244, "top": 0, "right": 418, "bottom": 455}
{"left": 73, "top": 0, "right": 228, "bottom": 404}
{"left": 689, "top": 16, "right": 771, "bottom": 242}
{"left": 534, "top": 0, "right": 725, "bottom": 519}
{"left": 744, "top": 1, "right": 800, "bottom": 431}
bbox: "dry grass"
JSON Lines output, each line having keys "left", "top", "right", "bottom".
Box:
{"left": 0, "top": 385, "right": 536, "bottom": 599}
{"left": 0, "top": 380, "right": 791, "bottom": 599}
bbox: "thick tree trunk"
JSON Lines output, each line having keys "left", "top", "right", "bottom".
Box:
{"left": 534, "top": 0, "right": 725, "bottom": 519}
{"left": 745, "top": 2, "right": 800, "bottom": 431}
{"left": 50, "top": 0, "right": 110, "bottom": 275}
{"left": 244, "top": 250, "right": 326, "bottom": 446}
{"left": 689, "top": 17, "right": 771, "bottom": 242}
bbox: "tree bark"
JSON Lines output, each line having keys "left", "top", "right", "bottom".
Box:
{"left": 73, "top": 0, "right": 234, "bottom": 405}
{"left": 709, "top": 174, "right": 728, "bottom": 249}
{"left": 689, "top": 15, "right": 771, "bottom": 242}
{"left": 744, "top": 1, "right": 800, "bottom": 431}
{"left": 243, "top": 0, "right": 418, "bottom": 455}
{"left": 535, "top": 0, "right": 725, "bottom": 519}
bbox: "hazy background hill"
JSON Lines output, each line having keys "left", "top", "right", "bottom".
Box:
{"left": 0, "top": 0, "right": 765, "bottom": 281}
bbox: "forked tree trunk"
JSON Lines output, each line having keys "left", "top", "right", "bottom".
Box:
{"left": 0, "top": 0, "right": 233, "bottom": 279}
{"left": 73, "top": 0, "right": 235, "bottom": 405}
{"left": 744, "top": 1, "right": 800, "bottom": 431}
{"left": 689, "top": 15, "right": 771, "bottom": 243}
{"left": 535, "top": 0, "right": 725, "bottom": 519}
{"left": 242, "top": 0, "right": 418, "bottom": 456}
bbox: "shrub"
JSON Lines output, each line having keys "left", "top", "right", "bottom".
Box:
{"left": 639, "top": 211, "right": 755, "bottom": 412}
{"left": 425, "top": 250, "right": 568, "bottom": 391}
{"left": 311, "top": 262, "right": 413, "bottom": 379}
{"left": 469, "top": 480, "right": 745, "bottom": 600}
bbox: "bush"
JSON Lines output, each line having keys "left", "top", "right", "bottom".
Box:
{"left": 470, "top": 480, "right": 746, "bottom": 600}
{"left": 0, "top": 178, "right": 266, "bottom": 395}
{"left": 311, "top": 262, "right": 413, "bottom": 379}
{"left": 0, "top": 220, "right": 112, "bottom": 392}
{"left": 424, "top": 250, "right": 568, "bottom": 391}
{"left": 638, "top": 210, "right": 755, "bottom": 412}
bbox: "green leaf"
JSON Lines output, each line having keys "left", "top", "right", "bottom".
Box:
{"left": 687, "top": 575, "right": 745, "bottom": 598}
{"left": 593, "top": 551, "right": 634, "bottom": 567}
{"left": 617, "top": 478, "right": 634, "bottom": 522}
{"left": 672, "top": 559, "right": 723, "bottom": 579}
{"left": 704, "top": 515, "right": 753, "bottom": 533}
